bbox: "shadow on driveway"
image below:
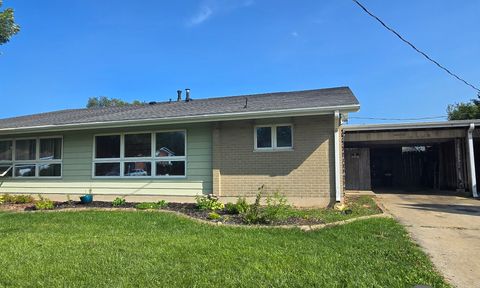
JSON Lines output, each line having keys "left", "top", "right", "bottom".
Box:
{"left": 400, "top": 203, "right": 480, "bottom": 216}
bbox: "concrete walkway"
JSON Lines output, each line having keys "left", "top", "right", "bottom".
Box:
{"left": 377, "top": 193, "right": 480, "bottom": 288}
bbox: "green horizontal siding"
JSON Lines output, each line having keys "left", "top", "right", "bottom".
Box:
{"left": 0, "top": 123, "right": 213, "bottom": 196}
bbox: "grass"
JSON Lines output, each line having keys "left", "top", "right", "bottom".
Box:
{"left": 280, "top": 195, "right": 382, "bottom": 223}
{"left": 0, "top": 211, "right": 448, "bottom": 287}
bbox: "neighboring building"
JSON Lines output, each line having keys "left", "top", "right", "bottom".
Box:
{"left": 343, "top": 120, "right": 480, "bottom": 198}
{"left": 0, "top": 87, "right": 360, "bottom": 207}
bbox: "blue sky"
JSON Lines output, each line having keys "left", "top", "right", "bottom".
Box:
{"left": 1, "top": 0, "right": 479, "bottom": 124}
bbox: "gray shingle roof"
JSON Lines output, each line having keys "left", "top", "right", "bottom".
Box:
{"left": 0, "top": 87, "right": 359, "bottom": 130}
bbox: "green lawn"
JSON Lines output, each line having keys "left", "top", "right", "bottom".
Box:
{"left": 0, "top": 211, "right": 448, "bottom": 287}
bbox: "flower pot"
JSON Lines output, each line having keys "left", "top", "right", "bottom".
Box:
{"left": 80, "top": 194, "right": 93, "bottom": 204}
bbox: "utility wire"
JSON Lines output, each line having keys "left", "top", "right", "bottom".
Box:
{"left": 349, "top": 116, "right": 447, "bottom": 121}
{"left": 352, "top": 0, "right": 480, "bottom": 94}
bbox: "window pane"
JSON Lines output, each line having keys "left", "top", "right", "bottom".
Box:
{"left": 14, "top": 164, "right": 36, "bottom": 177}
{"left": 156, "top": 161, "right": 185, "bottom": 176}
{"left": 15, "top": 139, "right": 36, "bottom": 160}
{"left": 0, "top": 141, "right": 12, "bottom": 161}
{"left": 0, "top": 165, "right": 12, "bottom": 177}
{"left": 39, "top": 163, "right": 62, "bottom": 177}
{"left": 124, "top": 162, "right": 151, "bottom": 176}
{"left": 276, "top": 126, "right": 292, "bottom": 147}
{"left": 156, "top": 131, "right": 185, "bottom": 157}
{"left": 40, "top": 138, "right": 62, "bottom": 160}
{"left": 95, "top": 135, "right": 120, "bottom": 159}
{"left": 125, "top": 134, "right": 151, "bottom": 158}
{"left": 256, "top": 127, "right": 272, "bottom": 148}
{"left": 94, "top": 163, "right": 120, "bottom": 177}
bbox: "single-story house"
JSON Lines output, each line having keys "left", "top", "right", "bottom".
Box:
{"left": 0, "top": 87, "right": 360, "bottom": 206}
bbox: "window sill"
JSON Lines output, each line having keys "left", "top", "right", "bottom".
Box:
{"left": 253, "top": 148, "right": 294, "bottom": 153}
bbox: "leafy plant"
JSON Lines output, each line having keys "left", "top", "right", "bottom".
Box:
{"left": 35, "top": 195, "right": 54, "bottom": 210}
{"left": 156, "top": 200, "right": 168, "bottom": 208}
{"left": 196, "top": 194, "right": 224, "bottom": 211}
{"left": 224, "top": 197, "right": 249, "bottom": 215}
{"left": 241, "top": 186, "right": 290, "bottom": 224}
{"left": 2, "top": 194, "right": 34, "bottom": 204}
{"left": 112, "top": 197, "right": 126, "bottom": 207}
{"left": 242, "top": 186, "right": 264, "bottom": 224}
{"left": 0, "top": 195, "right": 4, "bottom": 205}
{"left": 207, "top": 212, "right": 221, "bottom": 220}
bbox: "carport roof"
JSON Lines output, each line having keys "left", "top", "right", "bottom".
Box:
{"left": 344, "top": 119, "right": 480, "bottom": 132}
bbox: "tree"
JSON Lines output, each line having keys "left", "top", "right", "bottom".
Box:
{"left": 447, "top": 95, "right": 480, "bottom": 120}
{"left": 86, "top": 96, "right": 144, "bottom": 108}
{"left": 0, "top": 0, "right": 20, "bottom": 45}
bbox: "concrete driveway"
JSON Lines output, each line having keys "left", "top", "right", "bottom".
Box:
{"left": 377, "top": 193, "right": 480, "bottom": 288}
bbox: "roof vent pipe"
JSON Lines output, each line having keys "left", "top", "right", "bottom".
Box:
{"left": 177, "top": 90, "right": 182, "bottom": 102}
{"left": 185, "top": 88, "right": 191, "bottom": 102}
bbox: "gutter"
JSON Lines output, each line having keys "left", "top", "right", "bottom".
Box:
{"left": 0, "top": 104, "right": 360, "bottom": 135}
{"left": 343, "top": 119, "right": 480, "bottom": 132}
{"left": 467, "top": 123, "right": 479, "bottom": 198}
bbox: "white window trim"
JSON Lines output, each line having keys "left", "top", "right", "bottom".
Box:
{"left": 254, "top": 124, "right": 293, "bottom": 152}
{"left": 92, "top": 130, "right": 187, "bottom": 179}
{"left": 0, "top": 136, "right": 63, "bottom": 179}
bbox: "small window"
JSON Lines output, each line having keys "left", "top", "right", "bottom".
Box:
{"left": 256, "top": 127, "right": 272, "bottom": 148}
{"left": 0, "top": 141, "right": 13, "bottom": 161}
{"left": 124, "top": 162, "right": 152, "bottom": 177}
{"left": 15, "top": 139, "right": 36, "bottom": 160}
{"left": 255, "top": 125, "right": 293, "bottom": 150}
{"left": 276, "top": 126, "right": 292, "bottom": 148}
{"left": 156, "top": 131, "right": 185, "bottom": 157}
{"left": 94, "top": 163, "right": 120, "bottom": 177}
{"left": 95, "top": 135, "right": 120, "bottom": 159}
{"left": 39, "top": 163, "right": 62, "bottom": 177}
{"left": 125, "top": 133, "right": 151, "bottom": 158}
{"left": 156, "top": 161, "right": 185, "bottom": 176}
{"left": 14, "top": 164, "right": 36, "bottom": 177}
{"left": 40, "top": 138, "right": 62, "bottom": 160}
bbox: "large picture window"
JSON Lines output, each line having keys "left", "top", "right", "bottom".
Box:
{"left": 254, "top": 124, "right": 293, "bottom": 150}
{"left": 0, "top": 137, "right": 63, "bottom": 178}
{"left": 93, "top": 131, "right": 186, "bottom": 178}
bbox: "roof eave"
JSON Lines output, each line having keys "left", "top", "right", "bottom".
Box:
{"left": 0, "top": 104, "right": 360, "bottom": 135}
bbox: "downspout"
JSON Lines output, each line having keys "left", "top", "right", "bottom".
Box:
{"left": 467, "top": 123, "right": 478, "bottom": 198}
{"left": 334, "top": 111, "right": 342, "bottom": 202}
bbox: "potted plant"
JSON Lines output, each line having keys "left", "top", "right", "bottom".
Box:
{"left": 80, "top": 189, "right": 93, "bottom": 204}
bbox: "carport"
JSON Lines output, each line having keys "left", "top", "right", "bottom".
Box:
{"left": 343, "top": 120, "right": 480, "bottom": 197}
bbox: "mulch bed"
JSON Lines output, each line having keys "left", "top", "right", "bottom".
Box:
{"left": 0, "top": 201, "right": 329, "bottom": 226}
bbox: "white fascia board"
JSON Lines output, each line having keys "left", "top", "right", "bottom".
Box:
{"left": 343, "top": 119, "right": 480, "bottom": 132}
{"left": 0, "top": 104, "right": 360, "bottom": 135}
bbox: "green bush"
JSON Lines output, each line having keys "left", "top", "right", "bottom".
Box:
{"left": 0, "top": 195, "right": 4, "bottom": 205}
{"left": 35, "top": 197, "right": 55, "bottom": 210}
{"left": 224, "top": 197, "right": 249, "bottom": 215}
{"left": 2, "top": 194, "right": 34, "bottom": 204}
{"left": 196, "top": 195, "right": 224, "bottom": 211}
{"left": 156, "top": 200, "right": 168, "bottom": 208}
{"left": 207, "top": 212, "right": 221, "bottom": 220}
{"left": 112, "top": 197, "right": 126, "bottom": 207}
{"left": 241, "top": 186, "right": 290, "bottom": 225}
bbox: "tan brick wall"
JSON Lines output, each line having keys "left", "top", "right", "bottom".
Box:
{"left": 212, "top": 115, "right": 335, "bottom": 205}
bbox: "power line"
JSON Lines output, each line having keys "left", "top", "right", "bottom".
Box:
{"left": 352, "top": 0, "right": 480, "bottom": 94}
{"left": 349, "top": 115, "right": 447, "bottom": 121}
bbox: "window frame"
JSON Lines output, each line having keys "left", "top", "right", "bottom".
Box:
{"left": 0, "top": 136, "right": 64, "bottom": 179}
{"left": 254, "top": 124, "right": 293, "bottom": 151}
{"left": 92, "top": 130, "right": 187, "bottom": 179}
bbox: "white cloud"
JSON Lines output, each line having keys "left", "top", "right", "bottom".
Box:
{"left": 186, "top": 0, "right": 254, "bottom": 27}
{"left": 187, "top": 5, "right": 213, "bottom": 26}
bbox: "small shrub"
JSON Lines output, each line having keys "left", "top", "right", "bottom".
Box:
{"left": 263, "top": 192, "right": 290, "bottom": 223}
{"left": 196, "top": 194, "right": 224, "bottom": 211}
{"left": 242, "top": 187, "right": 264, "bottom": 224}
{"left": 225, "top": 197, "right": 249, "bottom": 215}
{"left": 0, "top": 195, "right": 4, "bottom": 205}
{"left": 35, "top": 195, "right": 54, "bottom": 210}
{"left": 207, "top": 212, "right": 221, "bottom": 220}
{"left": 135, "top": 202, "right": 160, "bottom": 210}
{"left": 112, "top": 197, "right": 126, "bottom": 207}
{"left": 156, "top": 200, "right": 168, "bottom": 208}
{"left": 2, "top": 194, "right": 34, "bottom": 204}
